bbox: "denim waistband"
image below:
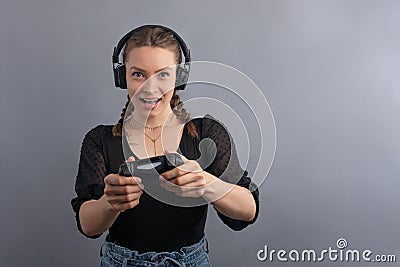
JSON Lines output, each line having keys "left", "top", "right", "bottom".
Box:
{"left": 101, "top": 236, "right": 208, "bottom": 267}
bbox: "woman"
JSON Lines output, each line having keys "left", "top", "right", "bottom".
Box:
{"left": 71, "top": 25, "right": 259, "bottom": 267}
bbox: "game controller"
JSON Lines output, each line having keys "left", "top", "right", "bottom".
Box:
{"left": 118, "top": 152, "right": 185, "bottom": 178}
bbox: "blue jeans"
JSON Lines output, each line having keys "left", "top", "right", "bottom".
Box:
{"left": 99, "top": 236, "right": 211, "bottom": 267}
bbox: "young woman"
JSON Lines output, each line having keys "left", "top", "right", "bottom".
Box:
{"left": 71, "top": 25, "right": 259, "bottom": 267}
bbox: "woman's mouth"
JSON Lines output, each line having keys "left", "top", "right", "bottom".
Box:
{"left": 139, "top": 97, "right": 163, "bottom": 110}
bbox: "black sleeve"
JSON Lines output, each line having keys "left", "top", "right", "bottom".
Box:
{"left": 70, "top": 125, "right": 107, "bottom": 238}
{"left": 201, "top": 115, "right": 260, "bottom": 231}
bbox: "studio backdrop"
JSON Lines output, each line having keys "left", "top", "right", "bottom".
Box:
{"left": 1, "top": 1, "right": 399, "bottom": 266}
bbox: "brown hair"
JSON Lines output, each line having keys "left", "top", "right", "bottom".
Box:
{"left": 112, "top": 26, "right": 199, "bottom": 139}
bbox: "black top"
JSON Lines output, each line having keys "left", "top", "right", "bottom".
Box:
{"left": 71, "top": 114, "right": 260, "bottom": 253}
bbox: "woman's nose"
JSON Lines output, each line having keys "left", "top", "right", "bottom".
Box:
{"left": 141, "top": 78, "right": 159, "bottom": 94}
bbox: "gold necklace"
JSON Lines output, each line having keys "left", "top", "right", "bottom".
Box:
{"left": 143, "top": 131, "right": 162, "bottom": 156}
{"left": 131, "top": 117, "right": 162, "bottom": 131}
{"left": 130, "top": 117, "right": 172, "bottom": 156}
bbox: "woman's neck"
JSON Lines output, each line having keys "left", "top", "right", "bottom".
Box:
{"left": 131, "top": 109, "right": 176, "bottom": 128}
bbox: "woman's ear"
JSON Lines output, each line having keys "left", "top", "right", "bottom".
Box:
{"left": 175, "top": 62, "right": 190, "bottom": 90}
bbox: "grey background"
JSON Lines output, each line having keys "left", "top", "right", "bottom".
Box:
{"left": 1, "top": 0, "right": 399, "bottom": 266}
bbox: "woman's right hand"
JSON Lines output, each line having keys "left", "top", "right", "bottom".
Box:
{"left": 103, "top": 156, "right": 144, "bottom": 212}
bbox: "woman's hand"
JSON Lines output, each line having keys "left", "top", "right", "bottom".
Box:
{"left": 159, "top": 152, "right": 215, "bottom": 198}
{"left": 103, "top": 156, "right": 144, "bottom": 212}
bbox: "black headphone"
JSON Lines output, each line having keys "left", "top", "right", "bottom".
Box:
{"left": 112, "top": 24, "right": 191, "bottom": 90}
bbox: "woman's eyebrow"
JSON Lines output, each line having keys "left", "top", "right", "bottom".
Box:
{"left": 129, "top": 66, "right": 173, "bottom": 73}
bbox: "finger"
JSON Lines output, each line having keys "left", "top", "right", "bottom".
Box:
{"left": 159, "top": 177, "right": 177, "bottom": 191}
{"left": 112, "top": 176, "right": 142, "bottom": 186}
{"left": 106, "top": 191, "right": 143, "bottom": 202}
{"left": 106, "top": 174, "right": 142, "bottom": 186}
{"left": 160, "top": 181, "right": 181, "bottom": 194}
{"left": 160, "top": 174, "right": 205, "bottom": 189}
{"left": 126, "top": 156, "right": 136, "bottom": 162}
{"left": 161, "top": 150, "right": 181, "bottom": 180}
{"left": 161, "top": 180, "right": 206, "bottom": 192}
{"left": 161, "top": 161, "right": 201, "bottom": 180}
{"left": 167, "top": 172, "right": 204, "bottom": 187}
{"left": 105, "top": 184, "right": 143, "bottom": 195}
{"left": 160, "top": 166, "right": 188, "bottom": 181}
{"left": 160, "top": 182, "right": 204, "bottom": 197}
{"left": 131, "top": 176, "right": 143, "bottom": 185}
{"left": 170, "top": 179, "right": 207, "bottom": 189}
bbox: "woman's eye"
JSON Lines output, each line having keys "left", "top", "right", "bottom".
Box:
{"left": 158, "top": 72, "right": 170, "bottom": 79}
{"left": 132, "top": 72, "right": 144, "bottom": 78}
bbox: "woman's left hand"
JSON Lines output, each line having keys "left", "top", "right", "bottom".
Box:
{"left": 159, "top": 152, "right": 214, "bottom": 198}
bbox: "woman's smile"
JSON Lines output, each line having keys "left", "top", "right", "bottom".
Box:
{"left": 138, "top": 96, "right": 163, "bottom": 110}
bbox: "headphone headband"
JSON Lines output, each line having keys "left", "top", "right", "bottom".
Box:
{"left": 112, "top": 24, "right": 191, "bottom": 64}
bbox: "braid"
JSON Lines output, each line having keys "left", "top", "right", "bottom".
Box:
{"left": 112, "top": 94, "right": 131, "bottom": 137}
{"left": 170, "top": 91, "right": 199, "bottom": 139}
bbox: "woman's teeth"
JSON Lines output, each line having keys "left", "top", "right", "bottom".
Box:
{"left": 141, "top": 97, "right": 161, "bottom": 104}
{"left": 139, "top": 97, "right": 162, "bottom": 109}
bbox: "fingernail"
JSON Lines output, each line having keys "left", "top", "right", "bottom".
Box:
{"left": 126, "top": 156, "right": 135, "bottom": 162}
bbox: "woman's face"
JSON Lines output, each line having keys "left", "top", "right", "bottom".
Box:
{"left": 125, "top": 46, "right": 177, "bottom": 119}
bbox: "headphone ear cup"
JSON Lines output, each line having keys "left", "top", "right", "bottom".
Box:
{"left": 114, "top": 64, "right": 127, "bottom": 89}
{"left": 175, "top": 66, "right": 189, "bottom": 90}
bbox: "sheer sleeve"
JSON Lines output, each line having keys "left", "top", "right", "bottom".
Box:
{"left": 70, "top": 125, "right": 107, "bottom": 238}
{"left": 201, "top": 115, "right": 260, "bottom": 231}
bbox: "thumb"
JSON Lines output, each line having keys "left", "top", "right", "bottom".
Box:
{"left": 125, "top": 156, "right": 142, "bottom": 183}
{"left": 126, "top": 156, "right": 136, "bottom": 163}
